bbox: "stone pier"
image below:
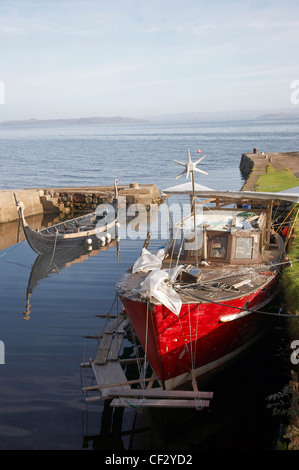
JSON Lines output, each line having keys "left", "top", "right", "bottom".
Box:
{"left": 240, "top": 150, "right": 299, "bottom": 191}
{"left": 0, "top": 183, "right": 163, "bottom": 224}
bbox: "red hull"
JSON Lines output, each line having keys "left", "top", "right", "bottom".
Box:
{"left": 120, "top": 275, "right": 278, "bottom": 389}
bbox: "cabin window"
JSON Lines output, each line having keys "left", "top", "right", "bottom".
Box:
{"left": 209, "top": 236, "right": 228, "bottom": 258}
{"left": 235, "top": 237, "right": 253, "bottom": 259}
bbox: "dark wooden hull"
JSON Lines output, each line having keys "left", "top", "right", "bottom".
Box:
{"left": 20, "top": 209, "right": 117, "bottom": 254}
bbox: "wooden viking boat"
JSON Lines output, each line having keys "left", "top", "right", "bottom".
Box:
{"left": 115, "top": 150, "right": 299, "bottom": 391}
{"left": 14, "top": 182, "right": 118, "bottom": 255}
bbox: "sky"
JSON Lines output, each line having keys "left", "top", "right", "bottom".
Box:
{"left": 0, "top": 0, "right": 299, "bottom": 120}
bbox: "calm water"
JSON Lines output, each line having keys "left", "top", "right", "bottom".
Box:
{"left": 1, "top": 118, "right": 299, "bottom": 191}
{"left": 0, "top": 119, "right": 298, "bottom": 451}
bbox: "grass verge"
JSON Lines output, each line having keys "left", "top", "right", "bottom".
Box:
{"left": 255, "top": 164, "right": 299, "bottom": 192}
{"left": 282, "top": 214, "right": 299, "bottom": 315}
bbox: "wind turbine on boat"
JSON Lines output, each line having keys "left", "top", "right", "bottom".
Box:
{"left": 173, "top": 148, "right": 208, "bottom": 266}
{"left": 174, "top": 148, "right": 208, "bottom": 179}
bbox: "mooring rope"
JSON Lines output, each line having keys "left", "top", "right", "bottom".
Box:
{"left": 48, "top": 229, "right": 58, "bottom": 267}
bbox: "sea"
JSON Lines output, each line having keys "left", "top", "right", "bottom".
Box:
{"left": 0, "top": 118, "right": 299, "bottom": 452}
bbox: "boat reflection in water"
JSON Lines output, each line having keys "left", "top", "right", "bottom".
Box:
{"left": 23, "top": 237, "right": 120, "bottom": 320}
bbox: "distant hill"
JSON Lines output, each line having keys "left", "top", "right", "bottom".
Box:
{"left": 0, "top": 116, "right": 149, "bottom": 127}
{"left": 143, "top": 108, "right": 299, "bottom": 122}
{"left": 255, "top": 112, "right": 299, "bottom": 120}
{"left": 2, "top": 109, "right": 299, "bottom": 127}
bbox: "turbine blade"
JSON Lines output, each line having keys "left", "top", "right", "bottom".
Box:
{"left": 173, "top": 159, "right": 186, "bottom": 167}
{"left": 194, "top": 155, "right": 206, "bottom": 165}
{"left": 176, "top": 169, "right": 187, "bottom": 179}
{"left": 194, "top": 168, "right": 208, "bottom": 175}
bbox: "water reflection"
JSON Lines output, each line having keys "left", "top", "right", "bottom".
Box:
{"left": 23, "top": 239, "right": 120, "bottom": 320}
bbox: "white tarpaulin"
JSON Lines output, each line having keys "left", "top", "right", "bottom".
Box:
{"left": 132, "top": 248, "right": 166, "bottom": 273}
{"left": 129, "top": 248, "right": 182, "bottom": 315}
{"left": 117, "top": 247, "right": 183, "bottom": 316}
{"left": 136, "top": 268, "right": 182, "bottom": 316}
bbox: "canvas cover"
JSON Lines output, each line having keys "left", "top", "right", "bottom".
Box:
{"left": 116, "top": 248, "right": 182, "bottom": 316}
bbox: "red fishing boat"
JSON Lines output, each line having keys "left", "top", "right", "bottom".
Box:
{"left": 115, "top": 150, "right": 299, "bottom": 391}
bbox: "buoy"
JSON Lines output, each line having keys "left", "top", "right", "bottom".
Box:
{"left": 99, "top": 236, "right": 106, "bottom": 246}
{"left": 116, "top": 222, "right": 120, "bottom": 228}
{"left": 86, "top": 237, "right": 92, "bottom": 245}
{"left": 106, "top": 233, "right": 112, "bottom": 243}
{"left": 197, "top": 149, "right": 201, "bottom": 153}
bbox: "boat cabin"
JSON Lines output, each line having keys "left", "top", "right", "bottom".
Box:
{"left": 168, "top": 202, "right": 278, "bottom": 266}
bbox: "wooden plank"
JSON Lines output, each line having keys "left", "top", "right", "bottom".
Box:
{"left": 94, "top": 316, "right": 128, "bottom": 364}
{"left": 104, "top": 314, "right": 127, "bottom": 334}
{"left": 107, "top": 333, "right": 125, "bottom": 361}
{"left": 92, "top": 360, "right": 129, "bottom": 387}
{"left": 110, "top": 398, "right": 210, "bottom": 409}
{"left": 85, "top": 395, "right": 107, "bottom": 403}
{"left": 83, "top": 375, "right": 156, "bottom": 391}
{"left": 106, "top": 388, "right": 213, "bottom": 400}
{"left": 145, "top": 372, "right": 157, "bottom": 390}
{"left": 94, "top": 333, "right": 113, "bottom": 364}
{"left": 90, "top": 361, "right": 131, "bottom": 399}
{"left": 116, "top": 317, "right": 130, "bottom": 333}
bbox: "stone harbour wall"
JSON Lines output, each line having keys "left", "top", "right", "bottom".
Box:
{"left": 240, "top": 149, "right": 299, "bottom": 191}
{"left": 0, "top": 183, "right": 164, "bottom": 224}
